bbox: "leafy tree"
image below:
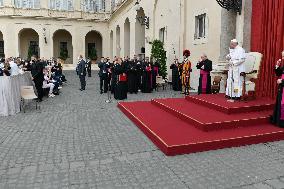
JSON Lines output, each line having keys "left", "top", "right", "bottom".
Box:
{"left": 59, "top": 47, "right": 68, "bottom": 61}
{"left": 27, "top": 46, "right": 33, "bottom": 60}
{"left": 151, "top": 39, "right": 167, "bottom": 79}
{"left": 89, "top": 47, "right": 97, "bottom": 60}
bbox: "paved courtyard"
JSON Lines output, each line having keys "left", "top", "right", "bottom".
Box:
{"left": 0, "top": 71, "right": 284, "bottom": 189}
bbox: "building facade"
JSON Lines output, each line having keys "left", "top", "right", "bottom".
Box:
{"left": 0, "top": 0, "right": 112, "bottom": 64}
{"left": 0, "top": 0, "right": 252, "bottom": 89}
{"left": 108, "top": 0, "right": 252, "bottom": 90}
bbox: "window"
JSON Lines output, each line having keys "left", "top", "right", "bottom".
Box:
{"left": 159, "top": 27, "right": 166, "bottom": 43}
{"left": 195, "top": 13, "right": 206, "bottom": 39}
{"left": 0, "top": 41, "right": 4, "bottom": 58}
{"left": 49, "top": 0, "right": 73, "bottom": 11}
{"left": 0, "top": 0, "right": 3, "bottom": 6}
{"left": 29, "top": 41, "right": 39, "bottom": 57}
{"left": 14, "top": 0, "right": 40, "bottom": 9}
{"left": 82, "top": 0, "right": 105, "bottom": 12}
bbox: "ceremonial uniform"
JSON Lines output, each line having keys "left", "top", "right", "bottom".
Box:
{"left": 181, "top": 58, "right": 192, "bottom": 94}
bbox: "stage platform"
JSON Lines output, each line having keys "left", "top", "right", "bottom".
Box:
{"left": 118, "top": 94, "right": 284, "bottom": 156}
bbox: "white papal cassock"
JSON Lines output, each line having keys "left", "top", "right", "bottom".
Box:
{"left": 226, "top": 45, "right": 246, "bottom": 98}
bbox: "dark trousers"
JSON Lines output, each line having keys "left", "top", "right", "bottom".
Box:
{"left": 34, "top": 79, "right": 44, "bottom": 100}
{"left": 88, "top": 69, "right": 91, "bottom": 77}
{"left": 100, "top": 75, "right": 108, "bottom": 92}
{"left": 79, "top": 75, "right": 86, "bottom": 90}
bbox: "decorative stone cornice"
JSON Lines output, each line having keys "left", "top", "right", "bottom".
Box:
{"left": 0, "top": 7, "right": 111, "bottom": 21}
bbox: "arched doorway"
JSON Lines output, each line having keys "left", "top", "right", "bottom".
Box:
{"left": 19, "top": 28, "right": 39, "bottom": 59}
{"left": 53, "top": 29, "right": 73, "bottom": 64}
{"left": 135, "top": 8, "right": 146, "bottom": 58}
{"left": 85, "top": 30, "right": 103, "bottom": 61}
{"left": 0, "top": 31, "right": 4, "bottom": 58}
{"left": 124, "top": 18, "right": 130, "bottom": 58}
{"left": 110, "top": 30, "right": 113, "bottom": 59}
{"left": 116, "top": 25, "right": 121, "bottom": 57}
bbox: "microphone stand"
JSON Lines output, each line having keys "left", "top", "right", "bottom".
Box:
{"left": 228, "top": 63, "right": 235, "bottom": 103}
{"left": 105, "top": 73, "right": 112, "bottom": 103}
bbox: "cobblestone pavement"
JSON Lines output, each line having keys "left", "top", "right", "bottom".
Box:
{"left": 0, "top": 71, "right": 284, "bottom": 189}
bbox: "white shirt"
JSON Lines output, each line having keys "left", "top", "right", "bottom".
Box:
{"left": 9, "top": 61, "right": 20, "bottom": 76}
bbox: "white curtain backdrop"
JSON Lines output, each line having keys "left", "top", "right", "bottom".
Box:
{"left": 0, "top": 72, "right": 34, "bottom": 116}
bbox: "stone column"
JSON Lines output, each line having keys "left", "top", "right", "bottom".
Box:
{"left": 235, "top": 2, "right": 245, "bottom": 47}
{"left": 38, "top": 28, "right": 51, "bottom": 59}
{"left": 242, "top": 0, "right": 252, "bottom": 51}
{"left": 3, "top": 26, "right": 17, "bottom": 57}
{"left": 113, "top": 26, "right": 117, "bottom": 57}
{"left": 119, "top": 23, "right": 125, "bottom": 58}
{"left": 72, "top": 29, "right": 85, "bottom": 65}
{"left": 219, "top": 9, "right": 236, "bottom": 61}
{"left": 129, "top": 17, "right": 136, "bottom": 58}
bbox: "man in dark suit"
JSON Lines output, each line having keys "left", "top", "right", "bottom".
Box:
{"left": 98, "top": 57, "right": 110, "bottom": 94}
{"left": 77, "top": 55, "right": 86, "bottom": 91}
{"left": 87, "top": 58, "right": 92, "bottom": 77}
{"left": 31, "top": 55, "right": 44, "bottom": 101}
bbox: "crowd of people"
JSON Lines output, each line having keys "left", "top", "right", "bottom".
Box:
{"left": 75, "top": 47, "right": 214, "bottom": 101}
{"left": 0, "top": 56, "right": 67, "bottom": 101}
{"left": 76, "top": 55, "right": 161, "bottom": 100}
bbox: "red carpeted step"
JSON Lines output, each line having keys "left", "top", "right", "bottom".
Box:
{"left": 118, "top": 101, "right": 284, "bottom": 156}
{"left": 186, "top": 94, "right": 274, "bottom": 114}
{"left": 151, "top": 98, "right": 271, "bottom": 132}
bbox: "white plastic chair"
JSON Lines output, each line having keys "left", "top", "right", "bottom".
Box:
{"left": 20, "top": 86, "right": 40, "bottom": 113}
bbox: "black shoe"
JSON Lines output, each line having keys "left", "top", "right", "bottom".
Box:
{"left": 100, "top": 91, "right": 103, "bottom": 94}
{"left": 80, "top": 89, "right": 84, "bottom": 91}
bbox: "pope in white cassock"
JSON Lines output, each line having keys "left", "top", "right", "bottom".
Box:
{"left": 226, "top": 39, "right": 246, "bottom": 99}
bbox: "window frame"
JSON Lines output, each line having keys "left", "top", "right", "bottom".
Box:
{"left": 193, "top": 9, "right": 209, "bottom": 45}
{"left": 14, "top": 0, "right": 41, "bottom": 9}
{"left": 49, "top": 0, "right": 74, "bottom": 11}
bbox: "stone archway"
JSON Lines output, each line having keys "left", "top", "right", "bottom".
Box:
{"left": 135, "top": 8, "right": 146, "bottom": 57}
{"left": 19, "top": 28, "right": 39, "bottom": 59}
{"left": 124, "top": 18, "right": 130, "bottom": 58}
{"left": 85, "top": 30, "right": 103, "bottom": 61}
{"left": 53, "top": 29, "right": 73, "bottom": 64}
{"left": 0, "top": 31, "right": 4, "bottom": 58}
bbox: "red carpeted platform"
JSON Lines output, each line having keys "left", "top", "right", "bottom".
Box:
{"left": 118, "top": 94, "right": 284, "bottom": 156}
{"left": 186, "top": 94, "right": 275, "bottom": 114}
{"left": 151, "top": 98, "right": 271, "bottom": 131}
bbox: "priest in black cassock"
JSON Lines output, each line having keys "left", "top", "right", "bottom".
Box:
{"left": 113, "top": 58, "right": 127, "bottom": 100}
{"left": 271, "top": 51, "right": 284, "bottom": 128}
{"left": 133, "top": 55, "right": 142, "bottom": 90}
{"left": 127, "top": 58, "right": 139, "bottom": 94}
{"left": 196, "top": 53, "right": 212, "bottom": 95}
{"left": 170, "top": 58, "right": 182, "bottom": 91}
{"left": 151, "top": 58, "right": 160, "bottom": 91}
{"left": 141, "top": 57, "right": 153, "bottom": 93}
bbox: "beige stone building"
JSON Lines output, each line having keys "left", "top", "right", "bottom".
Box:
{"left": 0, "top": 0, "right": 252, "bottom": 89}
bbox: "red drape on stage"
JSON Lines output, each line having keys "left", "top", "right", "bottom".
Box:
{"left": 251, "top": 0, "right": 284, "bottom": 98}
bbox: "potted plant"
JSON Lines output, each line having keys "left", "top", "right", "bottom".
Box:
{"left": 151, "top": 39, "right": 167, "bottom": 79}
{"left": 59, "top": 47, "right": 68, "bottom": 64}
{"left": 89, "top": 47, "right": 98, "bottom": 64}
